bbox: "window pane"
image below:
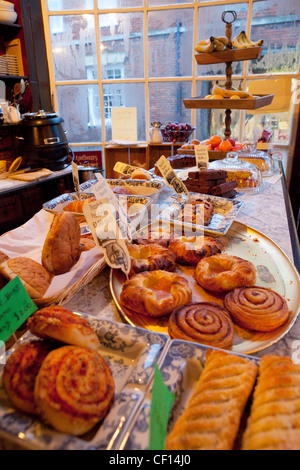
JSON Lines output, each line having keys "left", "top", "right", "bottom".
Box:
{"left": 149, "top": 81, "right": 192, "bottom": 125}
{"left": 49, "top": 15, "right": 97, "bottom": 81}
{"left": 196, "top": 4, "right": 248, "bottom": 76}
{"left": 103, "top": 83, "right": 146, "bottom": 141}
{"left": 99, "top": 12, "right": 144, "bottom": 79}
{"left": 195, "top": 80, "right": 241, "bottom": 142}
{"left": 47, "top": 0, "right": 93, "bottom": 11}
{"left": 57, "top": 85, "right": 102, "bottom": 143}
{"left": 148, "top": 9, "right": 194, "bottom": 78}
{"left": 148, "top": 0, "right": 194, "bottom": 5}
{"left": 98, "top": 0, "right": 143, "bottom": 9}
{"left": 249, "top": 0, "right": 300, "bottom": 74}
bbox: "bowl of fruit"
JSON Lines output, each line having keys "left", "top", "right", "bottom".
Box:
{"left": 160, "top": 122, "right": 195, "bottom": 143}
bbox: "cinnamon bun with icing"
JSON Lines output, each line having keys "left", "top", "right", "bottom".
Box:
{"left": 34, "top": 345, "right": 115, "bottom": 435}
{"left": 194, "top": 253, "right": 257, "bottom": 293}
{"left": 120, "top": 270, "right": 192, "bottom": 317}
{"left": 224, "top": 286, "right": 289, "bottom": 332}
{"left": 128, "top": 243, "right": 176, "bottom": 277}
{"left": 168, "top": 235, "right": 223, "bottom": 266}
{"left": 168, "top": 302, "right": 235, "bottom": 349}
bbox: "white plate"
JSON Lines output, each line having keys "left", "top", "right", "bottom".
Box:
{"left": 0, "top": 315, "right": 169, "bottom": 450}
{"left": 159, "top": 192, "right": 244, "bottom": 235}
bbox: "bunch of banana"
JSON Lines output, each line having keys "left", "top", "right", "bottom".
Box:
{"left": 195, "top": 36, "right": 229, "bottom": 53}
{"left": 232, "top": 31, "right": 264, "bottom": 49}
{"left": 211, "top": 84, "right": 251, "bottom": 99}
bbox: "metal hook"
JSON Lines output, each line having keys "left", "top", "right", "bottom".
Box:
{"left": 221, "top": 10, "right": 237, "bottom": 24}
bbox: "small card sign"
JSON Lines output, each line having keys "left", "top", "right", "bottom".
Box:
{"left": 0, "top": 277, "right": 38, "bottom": 343}
{"left": 113, "top": 162, "right": 140, "bottom": 177}
{"left": 156, "top": 155, "right": 189, "bottom": 197}
{"left": 72, "top": 161, "right": 80, "bottom": 195}
{"left": 83, "top": 174, "right": 132, "bottom": 276}
{"left": 194, "top": 144, "right": 209, "bottom": 169}
{"left": 111, "top": 107, "right": 137, "bottom": 143}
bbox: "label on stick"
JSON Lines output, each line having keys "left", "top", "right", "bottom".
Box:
{"left": 156, "top": 155, "right": 189, "bottom": 197}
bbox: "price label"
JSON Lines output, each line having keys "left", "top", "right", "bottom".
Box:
{"left": 113, "top": 162, "right": 140, "bottom": 176}
{"left": 0, "top": 277, "right": 38, "bottom": 343}
{"left": 72, "top": 161, "right": 80, "bottom": 195}
{"left": 156, "top": 155, "right": 189, "bottom": 197}
{"left": 194, "top": 144, "right": 209, "bottom": 169}
{"left": 83, "top": 174, "right": 132, "bottom": 276}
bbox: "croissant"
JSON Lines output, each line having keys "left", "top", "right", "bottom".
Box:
{"left": 63, "top": 197, "right": 95, "bottom": 213}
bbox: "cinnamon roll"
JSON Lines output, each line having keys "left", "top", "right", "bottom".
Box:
{"left": 34, "top": 345, "right": 115, "bottom": 435}
{"left": 169, "top": 235, "right": 223, "bottom": 266}
{"left": 120, "top": 270, "right": 192, "bottom": 317}
{"left": 128, "top": 243, "right": 176, "bottom": 277}
{"left": 224, "top": 286, "right": 289, "bottom": 332}
{"left": 194, "top": 254, "right": 257, "bottom": 293}
{"left": 168, "top": 302, "right": 235, "bottom": 349}
{"left": 3, "top": 340, "right": 53, "bottom": 415}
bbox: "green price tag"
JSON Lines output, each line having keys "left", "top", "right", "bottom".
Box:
{"left": 149, "top": 363, "right": 175, "bottom": 450}
{"left": 0, "top": 276, "right": 38, "bottom": 343}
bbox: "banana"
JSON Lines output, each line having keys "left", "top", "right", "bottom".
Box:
{"left": 211, "top": 37, "right": 226, "bottom": 52}
{"left": 195, "top": 37, "right": 215, "bottom": 53}
{"left": 212, "top": 84, "right": 250, "bottom": 99}
{"left": 232, "top": 31, "right": 264, "bottom": 49}
{"left": 216, "top": 36, "right": 229, "bottom": 46}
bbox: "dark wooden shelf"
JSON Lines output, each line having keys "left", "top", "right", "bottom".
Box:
{"left": 0, "top": 22, "right": 21, "bottom": 41}
{"left": 0, "top": 74, "right": 28, "bottom": 82}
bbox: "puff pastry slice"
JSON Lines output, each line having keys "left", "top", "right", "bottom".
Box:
{"left": 242, "top": 355, "right": 300, "bottom": 450}
{"left": 165, "top": 349, "right": 258, "bottom": 450}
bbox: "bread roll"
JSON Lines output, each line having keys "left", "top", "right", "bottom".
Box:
{"left": 34, "top": 345, "right": 115, "bottom": 435}
{"left": 131, "top": 168, "right": 152, "bottom": 181}
{"left": 3, "top": 340, "right": 53, "bottom": 415}
{"left": 27, "top": 305, "right": 100, "bottom": 351}
{"left": 42, "top": 211, "right": 81, "bottom": 275}
{"left": 0, "top": 257, "right": 52, "bottom": 299}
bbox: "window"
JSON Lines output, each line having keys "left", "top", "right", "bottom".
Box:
{"left": 42, "top": 0, "right": 300, "bottom": 163}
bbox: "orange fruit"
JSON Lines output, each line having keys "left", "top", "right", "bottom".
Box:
{"left": 209, "top": 135, "right": 222, "bottom": 148}
{"left": 192, "top": 139, "right": 201, "bottom": 145}
{"left": 219, "top": 140, "right": 233, "bottom": 152}
{"left": 206, "top": 144, "right": 213, "bottom": 151}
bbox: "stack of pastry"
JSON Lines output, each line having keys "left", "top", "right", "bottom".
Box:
{"left": 183, "top": 169, "right": 238, "bottom": 198}
{"left": 3, "top": 306, "right": 115, "bottom": 436}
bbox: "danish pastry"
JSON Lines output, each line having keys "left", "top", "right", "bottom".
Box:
{"left": 135, "top": 227, "right": 173, "bottom": 248}
{"left": 224, "top": 286, "right": 289, "bottom": 332}
{"left": 168, "top": 302, "right": 235, "bottom": 349}
{"left": 34, "top": 345, "right": 115, "bottom": 436}
{"left": 27, "top": 305, "right": 101, "bottom": 351}
{"left": 194, "top": 254, "right": 257, "bottom": 293}
{"left": 3, "top": 340, "right": 53, "bottom": 415}
{"left": 42, "top": 211, "right": 81, "bottom": 275}
{"left": 120, "top": 270, "right": 192, "bottom": 317}
{"left": 63, "top": 197, "right": 95, "bottom": 213}
{"left": 168, "top": 235, "right": 223, "bottom": 266}
{"left": 128, "top": 243, "right": 176, "bottom": 277}
{"left": 242, "top": 355, "right": 300, "bottom": 450}
{"left": 165, "top": 349, "right": 258, "bottom": 450}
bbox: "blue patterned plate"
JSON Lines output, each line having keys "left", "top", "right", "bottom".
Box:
{"left": 0, "top": 315, "right": 169, "bottom": 450}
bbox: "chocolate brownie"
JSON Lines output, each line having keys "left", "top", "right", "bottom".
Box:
{"left": 221, "top": 189, "right": 237, "bottom": 198}
{"left": 187, "top": 169, "right": 228, "bottom": 180}
{"left": 209, "top": 180, "right": 238, "bottom": 196}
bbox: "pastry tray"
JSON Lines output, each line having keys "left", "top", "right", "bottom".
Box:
{"left": 110, "top": 220, "right": 300, "bottom": 355}
{"left": 159, "top": 192, "right": 244, "bottom": 235}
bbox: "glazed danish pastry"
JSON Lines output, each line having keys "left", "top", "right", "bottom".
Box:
{"left": 120, "top": 270, "right": 192, "bottom": 317}
{"left": 34, "top": 345, "right": 115, "bottom": 436}
{"left": 224, "top": 286, "right": 289, "bottom": 332}
{"left": 128, "top": 243, "right": 176, "bottom": 277}
{"left": 168, "top": 302, "right": 235, "bottom": 349}
{"left": 27, "top": 305, "right": 101, "bottom": 351}
{"left": 135, "top": 227, "right": 173, "bottom": 248}
{"left": 3, "top": 340, "right": 53, "bottom": 415}
{"left": 165, "top": 349, "right": 258, "bottom": 450}
{"left": 168, "top": 235, "right": 223, "bottom": 266}
{"left": 194, "top": 253, "right": 257, "bottom": 293}
{"left": 242, "top": 355, "right": 300, "bottom": 450}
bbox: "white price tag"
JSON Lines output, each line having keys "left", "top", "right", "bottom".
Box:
{"left": 113, "top": 162, "right": 140, "bottom": 176}
{"left": 156, "top": 155, "right": 189, "bottom": 197}
{"left": 194, "top": 144, "right": 209, "bottom": 169}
